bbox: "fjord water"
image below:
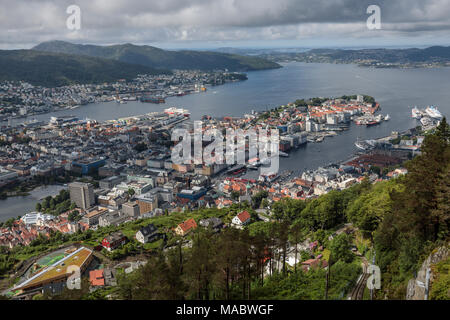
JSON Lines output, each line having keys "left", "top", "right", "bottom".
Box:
{"left": 1, "top": 62, "right": 450, "bottom": 220}
{"left": 14, "top": 62, "right": 450, "bottom": 173}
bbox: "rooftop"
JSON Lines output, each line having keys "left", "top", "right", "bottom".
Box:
{"left": 15, "top": 247, "right": 93, "bottom": 291}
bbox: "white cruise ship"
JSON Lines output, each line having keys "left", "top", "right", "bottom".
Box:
{"left": 425, "top": 106, "right": 443, "bottom": 119}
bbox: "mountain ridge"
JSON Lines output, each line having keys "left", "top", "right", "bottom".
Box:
{"left": 0, "top": 49, "right": 171, "bottom": 87}
{"left": 32, "top": 40, "right": 281, "bottom": 72}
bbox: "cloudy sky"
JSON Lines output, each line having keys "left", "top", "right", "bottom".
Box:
{"left": 1, "top": 0, "right": 450, "bottom": 49}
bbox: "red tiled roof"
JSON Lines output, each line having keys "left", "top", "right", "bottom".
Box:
{"left": 179, "top": 218, "right": 197, "bottom": 233}
{"left": 237, "top": 210, "right": 251, "bottom": 223}
{"left": 89, "top": 269, "right": 105, "bottom": 286}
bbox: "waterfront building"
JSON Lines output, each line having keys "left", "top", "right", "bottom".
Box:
{"left": 20, "top": 212, "right": 54, "bottom": 226}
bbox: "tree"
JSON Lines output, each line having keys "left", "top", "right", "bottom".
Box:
{"left": 272, "top": 198, "right": 306, "bottom": 223}
{"left": 214, "top": 228, "right": 242, "bottom": 299}
{"left": 346, "top": 180, "right": 400, "bottom": 239}
{"left": 289, "top": 222, "right": 304, "bottom": 273}
{"left": 251, "top": 190, "right": 268, "bottom": 209}
{"left": 392, "top": 131, "right": 449, "bottom": 243}
{"left": 68, "top": 210, "right": 81, "bottom": 222}
{"left": 127, "top": 188, "right": 135, "bottom": 197}
{"left": 134, "top": 142, "right": 148, "bottom": 152}
{"left": 330, "top": 233, "right": 354, "bottom": 264}
{"left": 251, "top": 231, "right": 268, "bottom": 286}
{"left": 230, "top": 191, "right": 240, "bottom": 202}
{"left": 184, "top": 228, "right": 217, "bottom": 299}
{"left": 261, "top": 198, "right": 269, "bottom": 208}
{"left": 370, "top": 165, "right": 381, "bottom": 176}
{"left": 435, "top": 117, "right": 450, "bottom": 142}
{"left": 431, "top": 163, "right": 450, "bottom": 240}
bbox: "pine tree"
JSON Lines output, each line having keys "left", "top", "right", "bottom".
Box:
{"left": 436, "top": 117, "right": 450, "bottom": 143}
{"left": 289, "top": 222, "right": 304, "bottom": 273}
{"left": 432, "top": 163, "right": 450, "bottom": 240}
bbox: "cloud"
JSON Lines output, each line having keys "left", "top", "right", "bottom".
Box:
{"left": 1, "top": 0, "right": 450, "bottom": 48}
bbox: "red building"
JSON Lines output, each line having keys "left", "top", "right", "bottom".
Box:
{"left": 102, "top": 231, "right": 127, "bottom": 251}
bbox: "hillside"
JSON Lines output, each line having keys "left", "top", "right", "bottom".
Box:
{"left": 0, "top": 50, "right": 170, "bottom": 87}
{"left": 32, "top": 41, "right": 281, "bottom": 72}
{"left": 260, "top": 46, "right": 450, "bottom": 68}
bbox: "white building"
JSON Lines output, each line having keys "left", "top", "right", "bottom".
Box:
{"left": 20, "top": 212, "right": 54, "bottom": 226}
{"left": 231, "top": 210, "right": 251, "bottom": 228}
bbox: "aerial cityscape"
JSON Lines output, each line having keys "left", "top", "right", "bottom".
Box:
{"left": 0, "top": 0, "right": 449, "bottom": 310}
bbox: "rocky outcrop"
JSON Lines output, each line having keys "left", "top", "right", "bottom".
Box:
{"left": 406, "top": 245, "right": 449, "bottom": 300}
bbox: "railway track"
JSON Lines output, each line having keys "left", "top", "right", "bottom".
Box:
{"left": 350, "top": 261, "right": 369, "bottom": 300}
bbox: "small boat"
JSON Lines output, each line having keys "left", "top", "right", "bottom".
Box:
{"left": 384, "top": 114, "right": 390, "bottom": 121}
{"left": 411, "top": 107, "right": 421, "bottom": 119}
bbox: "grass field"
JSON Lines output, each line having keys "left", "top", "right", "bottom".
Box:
{"left": 37, "top": 253, "right": 66, "bottom": 267}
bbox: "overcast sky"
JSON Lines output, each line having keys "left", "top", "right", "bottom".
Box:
{"left": 1, "top": 0, "right": 450, "bottom": 49}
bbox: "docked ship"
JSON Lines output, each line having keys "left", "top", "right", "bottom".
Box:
{"left": 164, "top": 107, "right": 190, "bottom": 117}
{"left": 411, "top": 106, "right": 443, "bottom": 120}
{"left": 365, "top": 115, "right": 383, "bottom": 126}
{"left": 140, "top": 96, "right": 165, "bottom": 104}
{"left": 366, "top": 120, "right": 380, "bottom": 127}
{"left": 49, "top": 115, "right": 79, "bottom": 126}
{"left": 425, "top": 105, "right": 443, "bottom": 119}
{"left": 411, "top": 107, "right": 421, "bottom": 119}
{"left": 354, "top": 114, "right": 385, "bottom": 126}
{"left": 355, "top": 138, "right": 375, "bottom": 151}
{"left": 354, "top": 118, "right": 367, "bottom": 125}
{"left": 259, "top": 172, "right": 280, "bottom": 183}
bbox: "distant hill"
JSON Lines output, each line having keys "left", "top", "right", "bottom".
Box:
{"left": 259, "top": 46, "right": 450, "bottom": 67}
{"left": 0, "top": 50, "right": 170, "bottom": 87}
{"left": 33, "top": 41, "right": 281, "bottom": 72}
